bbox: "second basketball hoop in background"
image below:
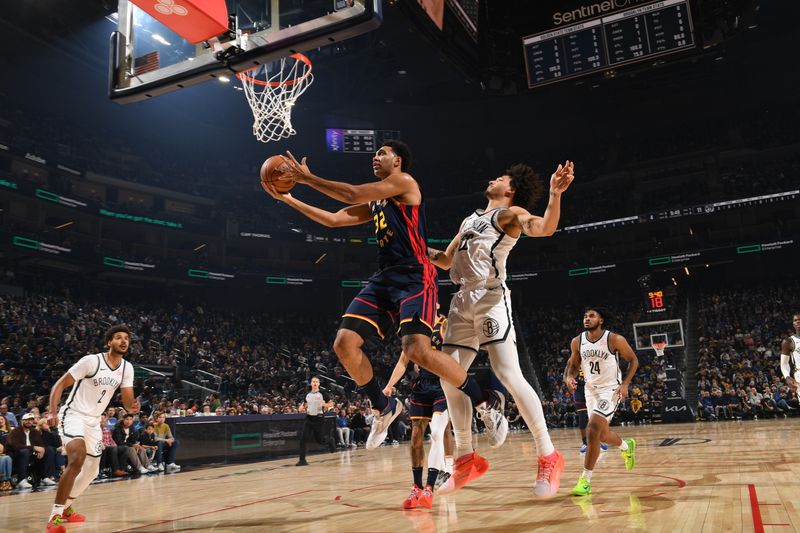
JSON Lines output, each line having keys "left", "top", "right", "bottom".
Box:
{"left": 260, "top": 155, "right": 295, "bottom": 194}
{"left": 237, "top": 54, "right": 314, "bottom": 143}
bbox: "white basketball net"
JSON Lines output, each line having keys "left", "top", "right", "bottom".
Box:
{"left": 236, "top": 54, "right": 314, "bottom": 143}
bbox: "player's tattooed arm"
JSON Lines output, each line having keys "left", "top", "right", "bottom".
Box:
{"left": 509, "top": 161, "right": 574, "bottom": 237}
{"left": 427, "top": 232, "right": 461, "bottom": 270}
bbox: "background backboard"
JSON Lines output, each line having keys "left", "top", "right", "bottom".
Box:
{"left": 110, "top": 0, "right": 381, "bottom": 103}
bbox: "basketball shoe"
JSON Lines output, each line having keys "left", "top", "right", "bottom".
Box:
{"left": 416, "top": 485, "right": 434, "bottom": 508}
{"left": 366, "top": 397, "right": 403, "bottom": 450}
{"left": 476, "top": 390, "right": 508, "bottom": 449}
{"left": 570, "top": 475, "right": 591, "bottom": 496}
{"left": 621, "top": 438, "right": 636, "bottom": 470}
{"left": 45, "top": 515, "right": 67, "bottom": 533}
{"left": 533, "top": 450, "right": 565, "bottom": 498}
{"left": 62, "top": 507, "right": 86, "bottom": 522}
{"left": 434, "top": 470, "right": 451, "bottom": 490}
{"left": 580, "top": 442, "right": 608, "bottom": 453}
{"left": 438, "top": 452, "right": 489, "bottom": 495}
{"left": 402, "top": 484, "right": 422, "bottom": 509}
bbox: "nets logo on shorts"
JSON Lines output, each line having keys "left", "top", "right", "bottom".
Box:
{"left": 482, "top": 318, "right": 500, "bottom": 338}
{"left": 597, "top": 399, "right": 610, "bottom": 411}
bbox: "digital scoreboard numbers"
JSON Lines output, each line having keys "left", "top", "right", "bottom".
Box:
{"left": 523, "top": 0, "right": 694, "bottom": 88}
{"left": 643, "top": 287, "right": 673, "bottom": 315}
{"left": 326, "top": 129, "right": 401, "bottom": 154}
{"left": 524, "top": 20, "right": 605, "bottom": 84}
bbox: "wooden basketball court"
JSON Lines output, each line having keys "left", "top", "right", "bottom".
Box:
{"left": 4, "top": 419, "right": 797, "bottom": 532}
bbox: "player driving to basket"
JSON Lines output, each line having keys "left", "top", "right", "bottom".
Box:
{"left": 262, "top": 141, "right": 504, "bottom": 451}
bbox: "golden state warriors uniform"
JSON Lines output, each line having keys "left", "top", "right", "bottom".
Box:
{"left": 342, "top": 198, "right": 438, "bottom": 339}
{"left": 409, "top": 315, "right": 448, "bottom": 420}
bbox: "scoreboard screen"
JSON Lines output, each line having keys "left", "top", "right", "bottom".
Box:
{"left": 325, "top": 129, "right": 401, "bottom": 154}
{"left": 523, "top": 0, "right": 694, "bottom": 88}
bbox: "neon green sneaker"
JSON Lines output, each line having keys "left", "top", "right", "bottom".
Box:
{"left": 570, "top": 475, "right": 591, "bottom": 496}
{"left": 621, "top": 438, "right": 636, "bottom": 471}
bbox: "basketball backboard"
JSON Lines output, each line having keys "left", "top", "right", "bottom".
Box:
{"left": 109, "top": 0, "right": 381, "bottom": 103}
{"left": 632, "top": 319, "right": 685, "bottom": 351}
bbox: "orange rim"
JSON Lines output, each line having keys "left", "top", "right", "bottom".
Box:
{"left": 235, "top": 53, "right": 313, "bottom": 87}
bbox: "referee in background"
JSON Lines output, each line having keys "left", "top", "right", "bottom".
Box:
{"left": 297, "top": 376, "right": 337, "bottom": 466}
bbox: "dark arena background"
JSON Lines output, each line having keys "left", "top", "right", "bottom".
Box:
{"left": 0, "top": 0, "right": 798, "bottom": 531}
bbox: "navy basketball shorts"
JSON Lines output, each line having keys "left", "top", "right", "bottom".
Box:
{"left": 408, "top": 377, "right": 448, "bottom": 420}
{"left": 341, "top": 263, "right": 437, "bottom": 340}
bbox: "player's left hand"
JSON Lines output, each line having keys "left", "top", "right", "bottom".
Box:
{"left": 128, "top": 400, "right": 141, "bottom": 415}
{"left": 283, "top": 151, "right": 312, "bottom": 183}
{"left": 550, "top": 160, "right": 575, "bottom": 195}
{"left": 616, "top": 385, "right": 629, "bottom": 402}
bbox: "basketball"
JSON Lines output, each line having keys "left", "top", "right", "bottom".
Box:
{"left": 260, "top": 155, "right": 295, "bottom": 194}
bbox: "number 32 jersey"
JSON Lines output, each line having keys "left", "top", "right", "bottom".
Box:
{"left": 579, "top": 330, "right": 621, "bottom": 389}
{"left": 64, "top": 353, "right": 134, "bottom": 418}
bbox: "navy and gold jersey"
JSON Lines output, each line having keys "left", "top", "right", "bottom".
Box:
{"left": 574, "top": 369, "right": 586, "bottom": 405}
{"left": 418, "top": 315, "right": 447, "bottom": 380}
{"left": 370, "top": 198, "right": 430, "bottom": 271}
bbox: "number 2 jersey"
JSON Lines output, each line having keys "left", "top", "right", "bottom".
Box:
{"left": 579, "top": 329, "right": 621, "bottom": 389}
{"left": 450, "top": 208, "right": 518, "bottom": 287}
{"left": 62, "top": 353, "right": 134, "bottom": 419}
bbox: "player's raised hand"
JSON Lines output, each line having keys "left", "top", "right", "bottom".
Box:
{"left": 550, "top": 160, "right": 575, "bottom": 195}
{"left": 283, "top": 151, "right": 312, "bottom": 183}
{"left": 564, "top": 376, "right": 577, "bottom": 394}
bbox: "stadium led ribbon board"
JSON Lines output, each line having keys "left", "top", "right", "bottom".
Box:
{"left": 12, "top": 236, "right": 71, "bottom": 255}
{"left": 103, "top": 256, "right": 157, "bottom": 272}
{"left": 187, "top": 269, "right": 234, "bottom": 281}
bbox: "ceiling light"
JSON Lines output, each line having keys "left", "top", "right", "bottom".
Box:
{"left": 218, "top": 75, "right": 231, "bottom": 83}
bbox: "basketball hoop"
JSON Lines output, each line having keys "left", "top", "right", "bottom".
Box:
{"left": 236, "top": 54, "right": 313, "bottom": 143}
{"left": 652, "top": 341, "right": 667, "bottom": 358}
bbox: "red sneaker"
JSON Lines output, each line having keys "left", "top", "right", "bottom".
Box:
{"left": 416, "top": 485, "right": 434, "bottom": 508}
{"left": 533, "top": 450, "right": 565, "bottom": 498}
{"left": 438, "top": 452, "right": 489, "bottom": 495}
{"left": 402, "top": 484, "right": 422, "bottom": 509}
{"left": 63, "top": 506, "right": 86, "bottom": 522}
{"left": 46, "top": 515, "right": 67, "bottom": 533}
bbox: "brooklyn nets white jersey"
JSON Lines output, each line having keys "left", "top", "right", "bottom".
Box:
{"left": 790, "top": 335, "right": 800, "bottom": 372}
{"left": 579, "top": 330, "right": 621, "bottom": 389}
{"left": 450, "top": 208, "right": 518, "bottom": 287}
{"left": 62, "top": 353, "right": 134, "bottom": 419}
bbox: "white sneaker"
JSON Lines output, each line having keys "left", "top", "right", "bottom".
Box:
{"left": 477, "top": 390, "right": 508, "bottom": 449}
{"left": 40, "top": 477, "right": 57, "bottom": 486}
{"left": 157, "top": 463, "right": 165, "bottom": 472}
{"left": 166, "top": 463, "right": 181, "bottom": 472}
{"left": 16, "top": 479, "right": 32, "bottom": 490}
{"left": 366, "top": 398, "right": 403, "bottom": 450}
{"left": 139, "top": 466, "right": 149, "bottom": 474}
{"left": 147, "top": 464, "right": 158, "bottom": 472}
